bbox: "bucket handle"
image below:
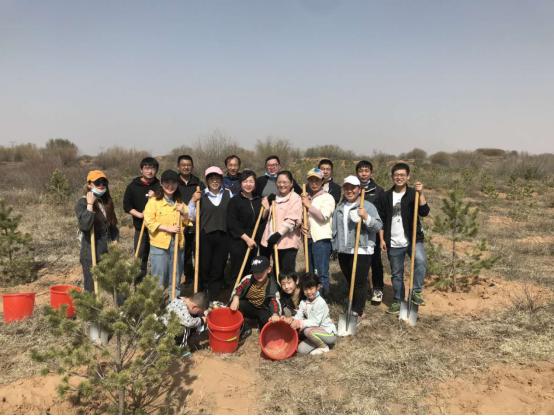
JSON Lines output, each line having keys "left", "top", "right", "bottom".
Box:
{"left": 207, "top": 324, "right": 241, "bottom": 343}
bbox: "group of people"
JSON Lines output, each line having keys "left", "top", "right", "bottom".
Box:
{"left": 76, "top": 153, "right": 430, "bottom": 354}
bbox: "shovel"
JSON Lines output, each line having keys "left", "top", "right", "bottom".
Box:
{"left": 399, "top": 190, "right": 420, "bottom": 326}
{"left": 193, "top": 186, "right": 201, "bottom": 294}
{"left": 271, "top": 201, "right": 280, "bottom": 280}
{"left": 302, "top": 184, "right": 310, "bottom": 273}
{"left": 171, "top": 211, "right": 181, "bottom": 301}
{"left": 338, "top": 189, "right": 365, "bottom": 336}
{"left": 230, "top": 206, "right": 265, "bottom": 301}
{"left": 89, "top": 225, "right": 108, "bottom": 345}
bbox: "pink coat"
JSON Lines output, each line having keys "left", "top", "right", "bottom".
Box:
{"left": 261, "top": 191, "right": 302, "bottom": 250}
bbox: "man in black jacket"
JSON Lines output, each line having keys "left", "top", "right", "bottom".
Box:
{"left": 377, "top": 162, "right": 430, "bottom": 315}
{"left": 356, "top": 160, "right": 386, "bottom": 304}
{"left": 318, "top": 158, "right": 341, "bottom": 204}
{"left": 255, "top": 155, "right": 302, "bottom": 196}
{"left": 123, "top": 157, "right": 160, "bottom": 283}
{"left": 176, "top": 155, "right": 206, "bottom": 285}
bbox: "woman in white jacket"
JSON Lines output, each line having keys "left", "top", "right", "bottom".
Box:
{"left": 301, "top": 168, "right": 336, "bottom": 297}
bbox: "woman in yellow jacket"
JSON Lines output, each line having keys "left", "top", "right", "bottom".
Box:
{"left": 144, "top": 170, "right": 188, "bottom": 297}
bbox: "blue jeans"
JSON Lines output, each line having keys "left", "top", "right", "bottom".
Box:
{"left": 308, "top": 239, "right": 332, "bottom": 292}
{"left": 150, "top": 239, "right": 184, "bottom": 298}
{"left": 387, "top": 242, "right": 427, "bottom": 301}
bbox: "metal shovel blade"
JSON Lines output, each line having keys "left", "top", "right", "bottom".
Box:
{"left": 338, "top": 312, "right": 358, "bottom": 337}
{"left": 399, "top": 301, "right": 418, "bottom": 327}
{"left": 89, "top": 323, "right": 109, "bottom": 345}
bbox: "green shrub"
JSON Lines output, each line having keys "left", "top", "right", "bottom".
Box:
{"left": 0, "top": 199, "right": 37, "bottom": 286}
{"left": 45, "top": 169, "right": 71, "bottom": 205}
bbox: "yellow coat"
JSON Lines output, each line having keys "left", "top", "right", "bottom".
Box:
{"left": 143, "top": 197, "right": 188, "bottom": 250}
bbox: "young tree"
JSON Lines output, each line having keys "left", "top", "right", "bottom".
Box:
{"left": 46, "top": 169, "right": 71, "bottom": 205}
{"left": 0, "top": 199, "right": 37, "bottom": 286}
{"left": 33, "top": 245, "right": 184, "bottom": 414}
{"left": 431, "top": 190, "right": 497, "bottom": 290}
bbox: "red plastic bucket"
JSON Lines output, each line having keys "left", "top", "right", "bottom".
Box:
{"left": 207, "top": 307, "right": 244, "bottom": 353}
{"left": 2, "top": 292, "right": 35, "bottom": 323}
{"left": 259, "top": 320, "right": 298, "bottom": 360}
{"left": 50, "top": 285, "right": 81, "bottom": 318}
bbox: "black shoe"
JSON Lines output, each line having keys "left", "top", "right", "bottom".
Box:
{"left": 239, "top": 324, "right": 252, "bottom": 341}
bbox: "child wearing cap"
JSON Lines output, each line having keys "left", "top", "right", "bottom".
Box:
{"left": 331, "top": 175, "right": 383, "bottom": 320}
{"left": 188, "top": 166, "right": 233, "bottom": 301}
{"left": 301, "top": 168, "right": 336, "bottom": 297}
{"left": 76, "top": 170, "right": 119, "bottom": 293}
{"left": 143, "top": 169, "right": 189, "bottom": 298}
{"left": 285, "top": 273, "right": 337, "bottom": 355}
{"left": 230, "top": 256, "right": 280, "bottom": 334}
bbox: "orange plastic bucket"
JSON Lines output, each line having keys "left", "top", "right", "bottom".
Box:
{"left": 207, "top": 308, "right": 243, "bottom": 353}
{"left": 50, "top": 285, "right": 81, "bottom": 318}
{"left": 2, "top": 292, "right": 35, "bottom": 323}
{"left": 259, "top": 320, "right": 298, "bottom": 360}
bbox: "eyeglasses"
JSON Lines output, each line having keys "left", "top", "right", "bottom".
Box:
{"left": 393, "top": 174, "right": 407, "bottom": 178}
{"left": 93, "top": 178, "right": 108, "bottom": 186}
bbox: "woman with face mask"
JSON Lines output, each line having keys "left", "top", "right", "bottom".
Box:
{"left": 75, "top": 170, "right": 119, "bottom": 293}
{"left": 226, "top": 170, "right": 269, "bottom": 285}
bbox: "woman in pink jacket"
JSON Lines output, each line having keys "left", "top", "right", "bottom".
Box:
{"left": 260, "top": 170, "right": 302, "bottom": 273}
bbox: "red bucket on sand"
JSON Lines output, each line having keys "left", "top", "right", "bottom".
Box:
{"left": 259, "top": 320, "right": 298, "bottom": 361}
{"left": 2, "top": 292, "right": 35, "bottom": 323}
{"left": 207, "top": 307, "right": 244, "bottom": 353}
{"left": 50, "top": 285, "right": 81, "bottom": 318}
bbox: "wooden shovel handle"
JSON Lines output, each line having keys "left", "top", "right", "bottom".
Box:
{"left": 347, "top": 189, "right": 365, "bottom": 307}
{"left": 232, "top": 206, "right": 265, "bottom": 294}
{"left": 171, "top": 211, "right": 180, "bottom": 301}
{"left": 302, "top": 184, "right": 309, "bottom": 272}
{"left": 90, "top": 225, "right": 98, "bottom": 296}
{"left": 134, "top": 220, "right": 146, "bottom": 258}
{"left": 193, "top": 186, "right": 201, "bottom": 294}
{"left": 271, "top": 201, "right": 280, "bottom": 279}
{"left": 408, "top": 191, "right": 420, "bottom": 294}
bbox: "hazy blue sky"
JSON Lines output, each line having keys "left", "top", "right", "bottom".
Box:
{"left": 1, "top": 0, "right": 553, "bottom": 155}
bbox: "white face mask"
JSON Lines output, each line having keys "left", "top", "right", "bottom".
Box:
{"left": 92, "top": 186, "right": 107, "bottom": 197}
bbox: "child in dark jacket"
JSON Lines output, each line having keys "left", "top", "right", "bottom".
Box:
{"left": 230, "top": 256, "right": 279, "bottom": 331}
{"left": 276, "top": 272, "right": 302, "bottom": 317}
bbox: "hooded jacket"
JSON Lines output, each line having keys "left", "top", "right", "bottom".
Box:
{"left": 331, "top": 199, "right": 382, "bottom": 254}
{"left": 123, "top": 176, "right": 160, "bottom": 230}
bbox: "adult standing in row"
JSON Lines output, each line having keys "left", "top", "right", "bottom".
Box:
{"left": 123, "top": 157, "right": 160, "bottom": 284}
{"left": 356, "top": 160, "right": 386, "bottom": 304}
{"left": 332, "top": 176, "right": 382, "bottom": 319}
{"left": 255, "top": 155, "right": 302, "bottom": 197}
{"left": 189, "top": 167, "right": 232, "bottom": 301}
{"left": 177, "top": 155, "right": 205, "bottom": 285}
{"left": 76, "top": 170, "right": 119, "bottom": 293}
{"left": 227, "top": 169, "right": 269, "bottom": 285}
{"left": 223, "top": 154, "right": 242, "bottom": 195}
{"left": 318, "top": 158, "right": 342, "bottom": 204}
{"left": 261, "top": 171, "right": 302, "bottom": 274}
{"left": 301, "top": 168, "right": 336, "bottom": 297}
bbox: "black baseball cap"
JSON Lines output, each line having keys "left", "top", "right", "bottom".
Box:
{"left": 161, "top": 169, "right": 179, "bottom": 183}
{"left": 251, "top": 256, "right": 270, "bottom": 273}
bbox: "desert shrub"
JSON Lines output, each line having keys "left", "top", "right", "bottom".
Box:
{"left": 33, "top": 246, "right": 183, "bottom": 414}
{"left": 0, "top": 143, "right": 42, "bottom": 162}
{"left": 430, "top": 190, "right": 498, "bottom": 291}
{"left": 429, "top": 151, "right": 451, "bottom": 167}
{"left": 304, "top": 144, "right": 356, "bottom": 160}
{"left": 43, "top": 138, "right": 79, "bottom": 166}
{"left": 479, "top": 173, "right": 499, "bottom": 201}
{"left": 448, "top": 150, "right": 485, "bottom": 170}
{"left": 475, "top": 148, "right": 506, "bottom": 157}
{"left": 399, "top": 148, "right": 427, "bottom": 163}
{"left": 96, "top": 147, "right": 150, "bottom": 176}
{"left": 255, "top": 136, "right": 302, "bottom": 171}
{"left": 0, "top": 199, "right": 37, "bottom": 286}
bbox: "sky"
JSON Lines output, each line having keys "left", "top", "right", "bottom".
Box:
{"left": 1, "top": 0, "right": 553, "bottom": 156}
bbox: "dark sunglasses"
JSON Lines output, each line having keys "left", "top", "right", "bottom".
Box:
{"left": 93, "top": 178, "right": 108, "bottom": 187}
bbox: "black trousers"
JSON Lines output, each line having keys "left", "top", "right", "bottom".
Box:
{"left": 239, "top": 299, "right": 272, "bottom": 329}
{"left": 199, "top": 230, "right": 229, "bottom": 300}
{"left": 338, "top": 253, "right": 372, "bottom": 316}
{"left": 370, "top": 240, "right": 384, "bottom": 291}
{"left": 228, "top": 239, "right": 257, "bottom": 286}
{"left": 133, "top": 226, "right": 150, "bottom": 284}
{"left": 260, "top": 246, "right": 298, "bottom": 275}
{"left": 183, "top": 227, "right": 196, "bottom": 285}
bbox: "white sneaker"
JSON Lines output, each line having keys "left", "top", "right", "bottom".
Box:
{"left": 371, "top": 290, "right": 383, "bottom": 303}
{"left": 310, "top": 346, "right": 330, "bottom": 355}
